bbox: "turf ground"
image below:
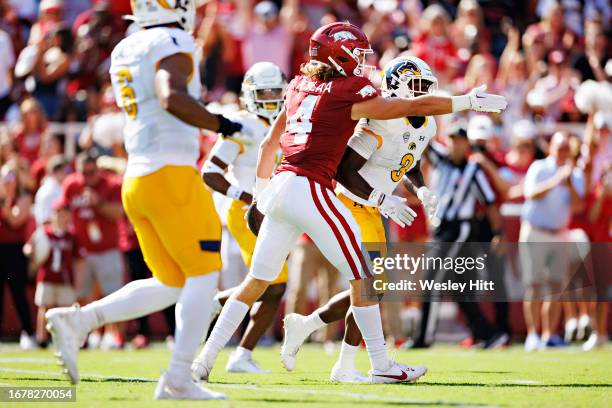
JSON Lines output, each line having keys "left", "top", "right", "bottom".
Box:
{"left": 0, "top": 343, "right": 610, "bottom": 407}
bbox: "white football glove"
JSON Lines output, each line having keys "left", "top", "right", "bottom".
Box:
{"left": 463, "top": 85, "right": 508, "bottom": 113}
{"left": 416, "top": 186, "right": 438, "bottom": 219}
{"left": 377, "top": 194, "right": 417, "bottom": 228}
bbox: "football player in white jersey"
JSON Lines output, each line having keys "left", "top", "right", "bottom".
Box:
{"left": 280, "top": 56, "right": 441, "bottom": 383}
{"left": 45, "top": 0, "right": 246, "bottom": 400}
{"left": 201, "top": 62, "right": 289, "bottom": 374}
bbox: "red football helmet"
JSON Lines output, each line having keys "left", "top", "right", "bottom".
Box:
{"left": 309, "top": 22, "right": 374, "bottom": 77}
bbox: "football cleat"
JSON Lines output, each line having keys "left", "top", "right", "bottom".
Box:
{"left": 154, "top": 372, "right": 227, "bottom": 400}
{"left": 330, "top": 362, "right": 369, "bottom": 383}
{"left": 45, "top": 305, "right": 90, "bottom": 384}
{"left": 280, "top": 314, "right": 312, "bottom": 371}
{"left": 226, "top": 351, "right": 270, "bottom": 374}
{"left": 369, "top": 360, "right": 427, "bottom": 384}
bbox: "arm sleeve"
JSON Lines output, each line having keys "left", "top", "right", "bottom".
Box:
{"left": 208, "top": 138, "right": 242, "bottom": 166}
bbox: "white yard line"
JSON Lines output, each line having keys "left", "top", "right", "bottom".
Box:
{"left": 0, "top": 366, "right": 488, "bottom": 406}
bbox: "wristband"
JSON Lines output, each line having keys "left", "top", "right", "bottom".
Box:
{"left": 226, "top": 185, "right": 243, "bottom": 200}
{"left": 451, "top": 95, "right": 471, "bottom": 112}
{"left": 368, "top": 189, "right": 386, "bottom": 207}
{"left": 217, "top": 115, "right": 242, "bottom": 136}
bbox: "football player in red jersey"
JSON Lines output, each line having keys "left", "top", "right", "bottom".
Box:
{"left": 193, "top": 22, "right": 507, "bottom": 384}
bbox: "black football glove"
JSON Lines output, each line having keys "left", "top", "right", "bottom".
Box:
{"left": 217, "top": 114, "right": 243, "bottom": 137}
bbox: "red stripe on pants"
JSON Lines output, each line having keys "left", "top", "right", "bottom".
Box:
{"left": 308, "top": 180, "right": 360, "bottom": 280}
{"left": 321, "top": 188, "right": 371, "bottom": 278}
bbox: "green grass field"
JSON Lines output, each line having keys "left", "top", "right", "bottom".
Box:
{"left": 0, "top": 343, "right": 610, "bottom": 407}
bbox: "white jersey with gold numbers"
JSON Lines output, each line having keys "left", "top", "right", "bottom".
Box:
{"left": 207, "top": 110, "right": 272, "bottom": 194}
{"left": 110, "top": 27, "right": 202, "bottom": 178}
{"left": 337, "top": 116, "right": 436, "bottom": 206}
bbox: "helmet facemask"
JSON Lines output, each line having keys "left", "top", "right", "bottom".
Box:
{"left": 385, "top": 71, "right": 438, "bottom": 99}
{"left": 329, "top": 45, "right": 375, "bottom": 77}
{"left": 243, "top": 86, "right": 285, "bottom": 121}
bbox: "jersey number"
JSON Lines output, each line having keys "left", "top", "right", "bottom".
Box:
{"left": 117, "top": 67, "right": 137, "bottom": 119}
{"left": 287, "top": 95, "right": 318, "bottom": 144}
{"left": 390, "top": 153, "right": 414, "bottom": 182}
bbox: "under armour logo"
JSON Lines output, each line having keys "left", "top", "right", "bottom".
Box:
{"left": 419, "top": 136, "right": 425, "bottom": 141}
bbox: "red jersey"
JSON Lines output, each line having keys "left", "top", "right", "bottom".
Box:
{"left": 62, "top": 173, "right": 121, "bottom": 253}
{"left": 36, "top": 226, "right": 81, "bottom": 284}
{"left": 589, "top": 191, "right": 612, "bottom": 243}
{"left": 277, "top": 74, "right": 379, "bottom": 188}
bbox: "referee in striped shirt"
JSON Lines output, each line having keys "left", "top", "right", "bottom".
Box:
{"left": 408, "top": 123, "right": 507, "bottom": 349}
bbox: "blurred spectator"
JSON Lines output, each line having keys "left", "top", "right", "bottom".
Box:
{"left": 526, "top": 50, "right": 580, "bottom": 123}
{"left": 0, "top": 26, "right": 14, "bottom": 119}
{"left": 0, "top": 160, "right": 35, "bottom": 349}
{"left": 61, "top": 152, "right": 123, "bottom": 348}
{"left": 571, "top": 26, "right": 609, "bottom": 82}
{"left": 450, "top": 0, "right": 490, "bottom": 62}
{"left": 31, "top": 25, "right": 72, "bottom": 119}
{"left": 30, "top": 132, "right": 64, "bottom": 188}
{"left": 520, "top": 131, "right": 585, "bottom": 351}
{"left": 412, "top": 4, "right": 459, "bottom": 85}
{"left": 33, "top": 154, "right": 68, "bottom": 225}
{"left": 79, "top": 86, "right": 125, "bottom": 157}
{"left": 31, "top": 198, "right": 79, "bottom": 347}
{"left": 530, "top": 1, "right": 578, "bottom": 54}
{"left": 11, "top": 97, "right": 47, "bottom": 165}
{"left": 236, "top": 0, "right": 299, "bottom": 77}
{"left": 28, "top": 0, "right": 65, "bottom": 45}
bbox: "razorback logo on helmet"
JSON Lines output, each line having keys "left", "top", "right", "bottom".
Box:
{"left": 333, "top": 31, "right": 358, "bottom": 42}
{"left": 356, "top": 85, "right": 376, "bottom": 98}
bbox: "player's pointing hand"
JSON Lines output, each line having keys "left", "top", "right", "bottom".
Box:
{"left": 466, "top": 85, "right": 508, "bottom": 113}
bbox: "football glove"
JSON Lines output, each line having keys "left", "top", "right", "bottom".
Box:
{"left": 453, "top": 85, "right": 507, "bottom": 113}
{"left": 377, "top": 194, "right": 417, "bottom": 228}
{"left": 468, "top": 85, "right": 507, "bottom": 113}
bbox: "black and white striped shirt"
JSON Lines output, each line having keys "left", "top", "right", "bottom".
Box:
{"left": 426, "top": 143, "right": 496, "bottom": 222}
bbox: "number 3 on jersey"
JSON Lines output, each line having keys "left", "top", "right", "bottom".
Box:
{"left": 287, "top": 95, "right": 318, "bottom": 144}
{"left": 117, "top": 67, "right": 137, "bottom": 119}
{"left": 391, "top": 153, "right": 414, "bottom": 182}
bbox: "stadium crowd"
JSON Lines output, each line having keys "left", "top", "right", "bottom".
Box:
{"left": 0, "top": 0, "right": 610, "bottom": 353}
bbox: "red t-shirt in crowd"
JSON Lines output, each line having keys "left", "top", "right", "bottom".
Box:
{"left": 589, "top": 192, "right": 612, "bottom": 243}
{"left": 277, "top": 74, "right": 380, "bottom": 188}
{"left": 36, "top": 226, "right": 82, "bottom": 284}
{"left": 0, "top": 196, "right": 32, "bottom": 244}
{"left": 412, "top": 32, "right": 458, "bottom": 76}
{"left": 13, "top": 130, "right": 42, "bottom": 164}
{"left": 118, "top": 215, "right": 140, "bottom": 252}
{"left": 62, "top": 173, "right": 121, "bottom": 253}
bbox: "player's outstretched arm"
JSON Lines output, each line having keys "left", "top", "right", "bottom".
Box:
{"left": 351, "top": 85, "right": 508, "bottom": 120}
{"left": 155, "top": 53, "right": 241, "bottom": 136}
{"left": 255, "top": 108, "right": 286, "bottom": 196}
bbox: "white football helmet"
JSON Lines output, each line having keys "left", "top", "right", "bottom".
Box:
{"left": 241, "top": 62, "right": 287, "bottom": 121}
{"left": 381, "top": 56, "right": 438, "bottom": 99}
{"left": 126, "top": 0, "right": 196, "bottom": 33}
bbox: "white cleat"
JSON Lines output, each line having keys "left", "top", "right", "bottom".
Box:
{"left": 524, "top": 333, "right": 540, "bottom": 352}
{"left": 369, "top": 360, "right": 427, "bottom": 384}
{"left": 226, "top": 351, "right": 270, "bottom": 374}
{"left": 19, "top": 331, "right": 38, "bottom": 350}
{"left": 154, "top": 372, "right": 227, "bottom": 400}
{"left": 45, "top": 305, "right": 89, "bottom": 384}
{"left": 191, "top": 357, "right": 213, "bottom": 382}
{"left": 280, "top": 313, "right": 312, "bottom": 371}
{"left": 582, "top": 333, "right": 608, "bottom": 351}
{"left": 330, "top": 362, "right": 369, "bottom": 383}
